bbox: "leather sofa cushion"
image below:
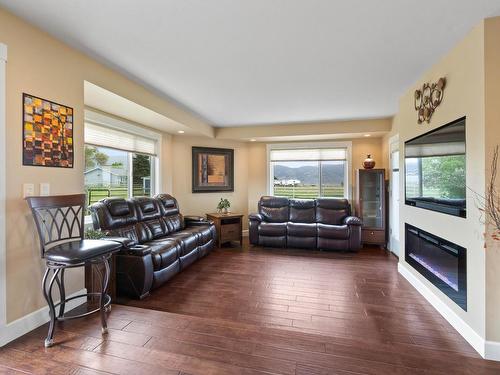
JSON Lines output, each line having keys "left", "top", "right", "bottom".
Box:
{"left": 135, "top": 222, "right": 154, "bottom": 243}
{"left": 162, "top": 214, "right": 184, "bottom": 233}
{"left": 317, "top": 223, "right": 349, "bottom": 239}
{"left": 259, "top": 236, "right": 286, "bottom": 248}
{"left": 152, "top": 260, "right": 180, "bottom": 289}
{"left": 189, "top": 225, "right": 213, "bottom": 244}
{"left": 92, "top": 198, "right": 138, "bottom": 230}
{"left": 318, "top": 237, "right": 349, "bottom": 251}
{"left": 147, "top": 239, "right": 180, "bottom": 270}
{"left": 287, "top": 236, "right": 316, "bottom": 249}
{"left": 259, "top": 196, "right": 289, "bottom": 223}
{"left": 106, "top": 225, "right": 139, "bottom": 246}
{"left": 167, "top": 231, "right": 199, "bottom": 256}
{"left": 259, "top": 222, "right": 287, "bottom": 237}
{"left": 139, "top": 200, "right": 156, "bottom": 213}
{"left": 287, "top": 222, "right": 317, "bottom": 236}
{"left": 316, "top": 198, "right": 350, "bottom": 225}
{"left": 107, "top": 199, "right": 131, "bottom": 217}
{"left": 289, "top": 199, "right": 316, "bottom": 223}
{"left": 144, "top": 218, "right": 168, "bottom": 239}
{"left": 156, "top": 194, "right": 180, "bottom": 217}
{"left": 133, "top": 197, "right": 162, "bottom": 221}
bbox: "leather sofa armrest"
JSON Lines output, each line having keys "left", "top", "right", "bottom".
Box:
{"left": 184, "top": 216, "right": 213, "bottom": 226}
{"left": 249, "top": 213, "right": 263, "bottom": 222}
{"left": 103, "top": 236, "right": 135, "bottom": 248}
{"left": 120, "top": 244, "right": 152, "bottom": 256}
{"left": 343, "top": 216, "right": 362, "bottom": 226}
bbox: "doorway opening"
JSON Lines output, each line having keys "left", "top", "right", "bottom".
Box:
{"left": 389, "top": 135, "right": 400, "bottom": 256}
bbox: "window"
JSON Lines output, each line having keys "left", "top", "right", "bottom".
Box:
{"left": 268, "top": 144, "right": 350, "bottom": 199}
{"left": 84, "top": 117, "right": 159, "bottom": 206}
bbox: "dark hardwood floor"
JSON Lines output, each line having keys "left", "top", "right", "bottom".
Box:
{"left": 2, "top": 240, "right": 500, "bottom": 374}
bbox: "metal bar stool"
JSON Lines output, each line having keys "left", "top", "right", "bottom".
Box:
{"left": 26, "top": 194, "right": 122, "bottom": 347}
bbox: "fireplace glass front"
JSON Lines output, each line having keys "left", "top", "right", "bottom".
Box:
{"left": 405, "top": 223, "right": 466, "bottom": 310}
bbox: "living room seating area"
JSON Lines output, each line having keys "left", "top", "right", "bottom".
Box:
{"left": 90, "top": 194, "right": 216, "bottom": 299}
{"left": 2, "top": 2, "right": 500, "bottom": 373}
{"left": 249, "top": 196, "right": 362, "bottom": 251}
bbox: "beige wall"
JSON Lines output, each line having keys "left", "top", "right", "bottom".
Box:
{"left": 0, "top": 20, "right": 395, "bottom": 347}
{"left": 0, "top": 8, "right": 212, "bottom": 323}
{"left": 394, "top": 22, "right": 486, "bottom": 337}
{"left": 385, "top": 16, "right": 500, "bottom": 344}
{"left": 165, "top": 135, "right": 385, "bottom": 229}
{"left": 0, "top": 6, "right": 387, "bottom": 323}
{"left": 484, "top": 17, "right": 500, "bottom": 342}
{"left": 216, "top": 118, "right": 391, "bottom": 140}
{"left": 170, "top": 135, "right": 249, "bottom": 229}
{"left": 245, "top": 137, "right": 384, "bottom": 216}
{"left": 167, "top": 137, "right": 386, "bottom": 232}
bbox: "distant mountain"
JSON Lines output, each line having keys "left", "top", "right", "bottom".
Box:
{"left": 274, "top": 163, "right": 344, "bottom": 185}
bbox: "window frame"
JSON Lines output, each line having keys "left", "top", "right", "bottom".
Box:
{"left": 266, "top": 141, "right": 352, "bottom": 200}
{"left": 84, "top": 109, "right": 162, "bottom": 206}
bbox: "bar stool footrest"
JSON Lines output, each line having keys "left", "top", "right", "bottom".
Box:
{"left": 54, "top": 292, "right": 111, "bottom": 321}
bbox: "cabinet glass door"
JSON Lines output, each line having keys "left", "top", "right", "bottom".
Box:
{"left": 360, "top": 171, "right": 383, "bottom": 229}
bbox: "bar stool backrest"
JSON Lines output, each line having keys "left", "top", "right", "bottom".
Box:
{"left": 26, "top": 194, "right": 86, "bottom": 257}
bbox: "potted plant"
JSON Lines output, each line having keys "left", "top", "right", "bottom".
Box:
{"left": 84, "top": 228, "right": 105, "bottom": 239}
{"left": 217, "top": 198, "right": 231, "bottom": 214}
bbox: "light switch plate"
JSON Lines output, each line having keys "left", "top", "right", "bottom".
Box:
{"left": 23, "top": 183, "right": 35, "bottom": 198}
{"left": 40, "top": 183, "right": 50, "bottom": 196}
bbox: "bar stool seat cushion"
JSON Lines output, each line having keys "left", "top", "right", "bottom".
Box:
{"left": 45, "top": 240, "right": 121, "bottom": 265}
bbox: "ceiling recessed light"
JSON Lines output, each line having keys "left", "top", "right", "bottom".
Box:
{"left": 364, "top": 134, "right": 371, "bottom": 137}
{"left": 177, "top": 130, "right": 185, "bottom": 134}
{"left": 250, "top": 139, "right": 256, "bottom": 142}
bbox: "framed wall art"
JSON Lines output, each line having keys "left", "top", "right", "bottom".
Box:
{"left": 23, "top": 93, "right": 74, "bottom": 168}
{"left": 192, "top": 147, "right": 234, "bottom": 193}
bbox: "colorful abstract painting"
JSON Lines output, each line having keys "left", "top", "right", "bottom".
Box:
{"left": 23, "top": 93, "right": 74, "bottom": 168}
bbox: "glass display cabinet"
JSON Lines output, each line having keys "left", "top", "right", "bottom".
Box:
{"left": 355, "top": 169, "right": 386, "bottom": 248}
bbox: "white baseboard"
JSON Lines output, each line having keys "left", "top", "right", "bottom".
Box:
{"left": 485, "top": 341, "right": 500, "bottom": 361}
{"left": 397, "top": 263, "right": 488, "bottom": 358}
{"left": 242, "top": 229, "right": 249, "bottom": 237}
{"left": 0, "top": 288, "right": 87, "bottom": 347}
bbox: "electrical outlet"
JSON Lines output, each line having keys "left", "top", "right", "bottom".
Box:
{"left": 40, "top": 183, "right": 50, "bottom": 196}
{"left": 23, "top": 183, "right": 35, "bottom": 198}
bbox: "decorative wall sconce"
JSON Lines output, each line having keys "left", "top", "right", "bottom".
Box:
{"left": 414, "top": 77, "right": 446, "bottom": 124}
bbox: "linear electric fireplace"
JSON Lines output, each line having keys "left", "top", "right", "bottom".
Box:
{"left": 405, "top": 224, "right": 467, "bottom": 310}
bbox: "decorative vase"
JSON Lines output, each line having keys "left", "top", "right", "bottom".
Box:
{"left": 223, "top": 208, "right": 229, "bottom": 214}
{"left": 363, "top": 154, "right": 376, "bottom": 169}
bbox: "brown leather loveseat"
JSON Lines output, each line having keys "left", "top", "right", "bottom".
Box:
{"left": 249, "top": 196, "right": 362, "bottom": 251}
{"left": 90, "top": 194, "right": 216, "bottom": 299}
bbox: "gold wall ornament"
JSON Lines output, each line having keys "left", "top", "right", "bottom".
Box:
{"left": 414, "top": 77, "right": 446, "bottom": 124}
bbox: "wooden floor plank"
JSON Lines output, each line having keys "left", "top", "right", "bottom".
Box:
{"left": 2, "top": 241, "right": 500, "bottom": 374}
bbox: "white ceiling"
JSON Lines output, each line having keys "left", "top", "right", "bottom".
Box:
{"left": 2, "top": 0, "right": 500, "bottom": 127}
{"left": 84, "top": 81, "right": 195, "bottom": 135}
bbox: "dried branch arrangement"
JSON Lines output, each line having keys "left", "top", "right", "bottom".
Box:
{"left": 477, "top": 145, "right": 500, "bottom": 241}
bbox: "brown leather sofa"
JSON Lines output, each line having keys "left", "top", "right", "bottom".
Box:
{"left": 249, "top": 196, "right": 362, "bottom": 251}
{"left": 90, "top": 194, "right": 216, "bottom": 299}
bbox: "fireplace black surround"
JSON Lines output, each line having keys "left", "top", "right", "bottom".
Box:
{"left": 405, "top": 224, "right": 467, "bottom": 310}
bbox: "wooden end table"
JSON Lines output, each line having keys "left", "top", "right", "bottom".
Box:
{"left": 206, "top": 212, "right": 244, "bottom": 247}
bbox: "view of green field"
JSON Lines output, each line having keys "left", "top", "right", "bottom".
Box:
{"left": 86, "top": 186, "right": 150, "bottom": 205}
{"left": 273, "top": 185, "right": 344, "bottom": 199}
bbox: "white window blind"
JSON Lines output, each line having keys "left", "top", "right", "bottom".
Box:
{"left": 269, "top": 148, "right": 347, "bottom": 162}
{"left": 405, "top": 142, "right": 465, "bottom": 158}
{"left": 85, "top": 122, "right": 157, "bottom": 156}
